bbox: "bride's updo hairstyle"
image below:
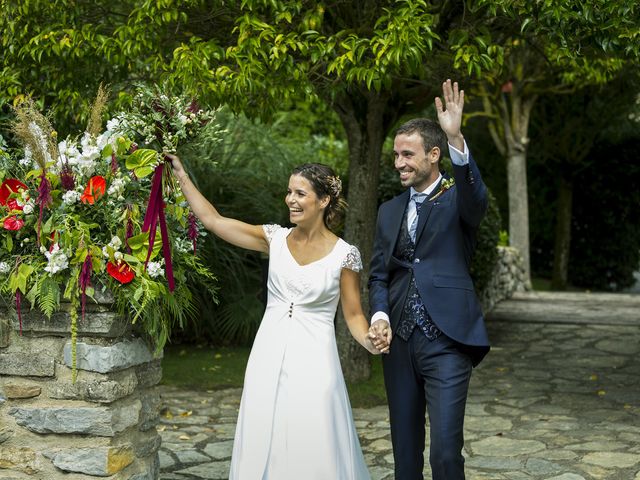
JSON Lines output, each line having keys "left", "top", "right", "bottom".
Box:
{"left": 292, "top": 163, "right": 347, "bottom": 231}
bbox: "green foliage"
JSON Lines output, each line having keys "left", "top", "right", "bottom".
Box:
{"left": 498, "top": 230, "right": 509, "bottom": 247}
{"left": 567, "top": 137, "right": 640, "bottom": 291}
{"left": 454, "top": 0, "right": 639, "bottom": 88}
{"left": 0, "top": 1, "right": 450, "bottom": 126}
{"left": 527, "top": 78, "right": 640, "bottom": 284}
{"left": 470, "top": 190, "right": 501, "bottom": 296}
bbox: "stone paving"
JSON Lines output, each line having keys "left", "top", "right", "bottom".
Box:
{"left": 157, "top": 292, "right": 640, "bottom": 480}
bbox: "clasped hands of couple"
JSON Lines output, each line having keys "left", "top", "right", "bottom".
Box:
{"left": 368, "top": 318, "right": 392, "bottom": 354}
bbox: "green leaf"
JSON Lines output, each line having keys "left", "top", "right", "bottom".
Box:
{"left": 125, "top": 149, "right": 159, "bottom": 178}
{"left": 127, "top": 231, "right": 162, "bottom": 261}
{"left": 9, "top": 263, "right": 34, "bottom": 294}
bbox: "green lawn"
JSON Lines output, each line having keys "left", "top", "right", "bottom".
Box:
{"left": 161, "top": 344, "right": 388, "bottom": 408}
{"left": 531, "top": 277, "right": 552, "bottom": 291}
{"left": 531, "top": 276, "right": 584, "bottom": 292}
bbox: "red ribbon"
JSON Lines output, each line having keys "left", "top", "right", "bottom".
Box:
{"left": 142, "top": 163, "right": 175, "bottom": 292}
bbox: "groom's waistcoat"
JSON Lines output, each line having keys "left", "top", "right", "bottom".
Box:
{"left": 392, "top": 207, "right": 441, "bottom": 341}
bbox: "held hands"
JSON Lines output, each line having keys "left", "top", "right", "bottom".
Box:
{"left": 435, "top": 79, "right": 465, "bottom": 151}
{"left": 367, "top": 319, "right": 392, "bottom": 354}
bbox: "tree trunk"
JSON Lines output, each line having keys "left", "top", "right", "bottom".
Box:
{"left": 506, "top": 149, "right": 531, "bottom": 285}
{"left": 551, "top": 177, "right": 573, "bottom": 290}
{"left": 332, "top": 90, "right": 391, "bottom": 382}
{"left": 497, "top": 91, "right": 536, "bottom": 287}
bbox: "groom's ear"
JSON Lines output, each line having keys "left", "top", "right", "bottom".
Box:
{"left": 428, "top": 146, "right": 441, "bottom": 164}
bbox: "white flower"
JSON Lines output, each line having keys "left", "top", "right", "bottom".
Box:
{"left": 107, "top": 176, "right": 128, "bottom": 196}
{"left": 0, "top": 262, "right": 10, "bottom": 274}
{"left": 147, "top": 260, "right": 165, "bottom": 278}
{"left": 44, "top": 244, "right": 69, "bottom": 274}
{"left": 174, "top": 237, "right": 191, "bottom": 254}
{"left": 96, "top": 131, "right": 111, "bottom": 151}
{"left": 109, "top": 236, "right": 122, "bottom": 250}
{"left": 106, "top": 117, "right": 121, "bottom": 132}
{"left": 56, "top": 139, "right": 81, "bottom": 171}
{"left": 19, "top": 146, "right": 34, "bottom": 167}
{"left": 62, "top": 190, "right": 81, "bottom": 204}
{"left": 22, "top": 203, "right": 34, "bottom": 215}
{"left": 103, "top": 236, "right": 123, "bottom": 259}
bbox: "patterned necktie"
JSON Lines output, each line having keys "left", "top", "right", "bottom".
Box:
{"left": 409, "top": 193, "right": 427, "bottom": 242}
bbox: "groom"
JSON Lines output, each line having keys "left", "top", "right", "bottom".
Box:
{"left": 368, "top": 79, "right": 490, "bottom": 479}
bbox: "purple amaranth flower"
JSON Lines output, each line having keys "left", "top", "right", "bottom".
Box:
{"left": 186, "top": 99, "right": 200, "bottom": 114}
{"left": 78, "top": 253, "right": 93, "bottom": 323}
{"left": 188, "top": 211, "right": 199, "bottom": 255}
{"left": 111, "top": 153, "right": 118, "bottom": 175}
{"left": 125, "top": 207, "right": 134, "bottom": 253}
{"left": 60, "top": 163, "right": 76, "bottom": 191}
{"left": 14, "top": 257, "right": 23, "bottom": 335}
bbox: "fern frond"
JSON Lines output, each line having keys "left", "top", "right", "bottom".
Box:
{"left": 37, "top": 277, "right": 60, "bottom": 318}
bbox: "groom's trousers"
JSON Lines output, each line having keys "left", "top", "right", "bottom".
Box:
{"left": 382, "top": 329, "right": 473, "bottom": 480}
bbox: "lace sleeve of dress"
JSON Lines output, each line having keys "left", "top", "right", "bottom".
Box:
{"left": 341, "top": 245, "right": 363, "bottom": 272}
{"left": 262, "top": 224, "right": 281, "bottom": 244}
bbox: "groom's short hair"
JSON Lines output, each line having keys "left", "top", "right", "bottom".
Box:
{"left": 395, "top": 118, "right": 447, "bottom": 161}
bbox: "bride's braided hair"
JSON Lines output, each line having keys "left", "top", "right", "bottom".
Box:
{"left": 292, "top": 163, "right": 347, "bottom": 231}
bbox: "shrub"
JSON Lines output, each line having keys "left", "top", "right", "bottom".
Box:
{"left": 471, "top": 190, "right": 501, "bottom": 296}
{"left": 568, "top": 137, "right": 640, "bottom": 290}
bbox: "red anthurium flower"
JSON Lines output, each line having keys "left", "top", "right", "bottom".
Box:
{"left": 81, "top": 176, "right": 107, "bottom": 205}
{"left": 0, "top": 179, "right": 29, "bottom": 211}
{"left": 3, "top": 216, "right": 24, "bottom": 230}
{"left": 107, "top": 260, "right": 135, "bottom": 284}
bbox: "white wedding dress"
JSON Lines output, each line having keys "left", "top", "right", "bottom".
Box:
{"left": 229, "top": 225, "right": 371, "bottom": 480}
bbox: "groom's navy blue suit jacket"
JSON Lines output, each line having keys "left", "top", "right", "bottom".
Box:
{"left": 369, "top": 153, "right": 490, "bottom": 366}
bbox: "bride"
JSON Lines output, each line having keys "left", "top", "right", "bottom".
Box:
{"left": 167, "top": 156, "right": 390, "bottom": 479}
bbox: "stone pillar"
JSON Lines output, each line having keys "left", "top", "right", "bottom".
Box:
{"left": 0, "top": 291, "right": 162, "bottom": 479}
{"left": 480, "top": 245, "right": 529, "bottom": 313}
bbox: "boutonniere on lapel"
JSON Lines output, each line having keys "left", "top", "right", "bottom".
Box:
{"left": 428, "top": 177, "right": 455, "bottom": 202}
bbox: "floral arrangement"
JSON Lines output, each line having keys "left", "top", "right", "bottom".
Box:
{"left": 0, "top": 86, "right": 220, "bottom": 378}
{"left": 428, "top": 176, "right": 455, "bottom": 202}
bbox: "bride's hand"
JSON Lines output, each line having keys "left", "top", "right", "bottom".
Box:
{"left": 164, "top": 153, "right": 187, "bottom": 179}
{"left": 368, "top": 320, "right": 392, "bottom": 354}
{"left": 364, "top": 336, "right": 384, "bottom": 355}
{"left": 365, "top": 329, "right": 390, "bottom": 355}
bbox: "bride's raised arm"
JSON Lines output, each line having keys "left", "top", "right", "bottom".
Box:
{"left": 166, "top": 154, "right": 269, "bottom": 253}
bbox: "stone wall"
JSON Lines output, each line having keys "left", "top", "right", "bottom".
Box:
{"left": 480, "top": 245, "right": 530, "bottom": 313}
{"left": 0, "top": 290, "right": 161, "bottom": 479}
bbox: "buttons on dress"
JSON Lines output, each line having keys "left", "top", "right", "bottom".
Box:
{"left": 289, "top": 302, "right": 294, "bottom": 318}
